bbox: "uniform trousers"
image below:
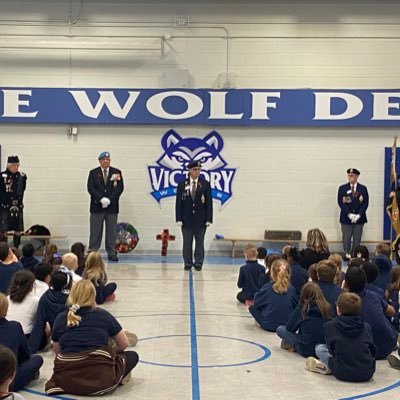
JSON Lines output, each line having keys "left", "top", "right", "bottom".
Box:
{"left": 89, "top": 211, "right": 118, "bottom": 257}
{"left": 181, "top": 225, "right": 206, "bottom": 267}
{"left": 341, "top": 223, "right": 364, "bottom": 254}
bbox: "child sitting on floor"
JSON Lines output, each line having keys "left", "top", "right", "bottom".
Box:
{"left": 236, "top": 244, "right": 265, "bottom": 306}
{"left": 0, "top": 345, "right": 26, "bottom": 400}
{"left": 61, "top": 253, "right": 82, "bottom": 284}
{"left": 83, "top": 251, "right": 117, "bottom": 304}
{"left": 276, "top": 282, "right": 332, "bottom": 357}
{"left": 328, "top": 253, "right": 345, "bottom": 287}
{"left": 306, "top": 292, "right": 376, "bottom": 382}
{"left": 386, "top": 266, "right": 400, "bottom": 331}
{"left": 316, "top": 260, "right": 342, "bottom": 316}
{"left": 372, "top": 242, "right": 393, "bottom": 291}
{"left": 249, "top": 259, "right": 298, "bottom": 332}
{"left": 283, "top": 246, "right": 308, "bottom": 296}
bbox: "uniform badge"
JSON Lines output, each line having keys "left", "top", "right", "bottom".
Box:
{"left": 342, "top": 196, "right": 351, "bottom": 204}
{"left": 359, "top": 195, "right": 364, "bottom": 203}
{"left": 201, "top": 195, "right": 205, "bottom": 204}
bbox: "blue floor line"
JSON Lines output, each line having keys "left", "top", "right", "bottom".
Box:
{"left": 189, "top": 271, "right": 201, "bottom": 400}
{"left": 338, "top": 380, "right": 400, "bottom": 400}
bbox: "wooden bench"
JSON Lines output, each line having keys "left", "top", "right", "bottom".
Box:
{"left": 5, "top": 232, "right": 67, "bottom": 247}
{"left": 214, "top": 237, "right": 390, "bottom": 258}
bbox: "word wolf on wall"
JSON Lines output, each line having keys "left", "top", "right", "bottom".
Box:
{"left": 148, "top": 130, "right": 236, "bottom": 207}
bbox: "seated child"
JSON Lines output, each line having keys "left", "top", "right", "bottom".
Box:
{"left": 372, "top": 243, "right": 393, "bottom": 291}
{"left": 361, "top": 261, "right": 385, "bottom": 299}
{"left": 345, "top": 266, "right": 397, "bottom": 359}
{"left": 20, "top": 243, "right": 39, "bottom": 272}
{"left": 249, "top": 259, "right": 298, "bottom": 332}
{"left": 236, "top": 244, "right": 265, "bottom": 304}
{"left": 61, "top": 253, "right": 82, "bottom": 284}
{"left": 276, "top": 282, "right": 331, "bottom": 357}
{"left": 28, "top": 269, "right": 73, "bottom": 353}
{"left": 0, "top": 243, "right": 23, "bottom": 294}
{"left": 0, "top": 345, "right": 26, "bottom": 400}
{"left": 0, "top": 293, "right": 43, "bottom": 391}
{"left": 308, "top": 263, "right": 318, "bottom": 283}
{"left": 316, "top": 260, "right": 342, "bottom": 316}
{"left": 258, "top": 253, "right": 284, "bottom": 289}
{"left": 70, "top": 242, "right": 86, "bottom": 276}
{"left": 351, "top": 245, "right": 369, "bottom": 261}
{"left": 386, "top": 266, "right": 400, "bottom": 331}
{"left": 305, "top": 292, "right": 376, "bottom": 382}
{"left": 83, "top": 251, "right": 117, "bottom": 304}
{"left": 33, "top": 263, "right": 52, "bottom": 298}
{"left": 283, "top": 246, "right": 308, "bottom": 296}
{"left": 328, "top": 253, "right": 345, "bottom": 287}
{"left": 256, "top": 247, "right": 267, "bottom": 267}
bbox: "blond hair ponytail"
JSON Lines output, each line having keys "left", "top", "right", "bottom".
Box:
{"left": 66, "top": 280, "right": 96, "bottom": 327}
{"left": 271, "top": 260, "right": 290, "bottom": 294}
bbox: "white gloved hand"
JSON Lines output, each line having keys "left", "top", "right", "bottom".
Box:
{"left": 353, "top": 214, "right": 361, "bottom": 223}
{"left": 100, "top": 197, "right": 111, "bottom": 208}
{"left": 176, "top": 221, "right": 183, "bottom": 227}
{"left": 348, "top": 213, "right": 355, "bottom": 222}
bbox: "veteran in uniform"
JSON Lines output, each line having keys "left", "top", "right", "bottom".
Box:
{"left": 337, "top": 168, "right": 369, "bottom": 259}
{"left": 0, "top": 156, "right": 27, "bottom": 248}
{"left": 87, "top": 151, "right": 124, "bottom": 262}
{"left": 175, "top": 161, "right": 213, "bottom": 271}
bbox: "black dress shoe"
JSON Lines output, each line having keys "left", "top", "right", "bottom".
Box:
{"left": 194, "top": 265, "right": 202, "bottom": 271}
{"left": 184, "top": 265, "right": 192, "bottom": 271}
{"left": 108, "top": 255, "right": 119, "bottom": 262}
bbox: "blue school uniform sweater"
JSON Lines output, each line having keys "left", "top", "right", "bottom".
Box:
{"left": 285, "top": 304, "right": 327, "bottom": 357}
{"left": 325, "top": 315, "right": 376, "bottom": 382}
{"left": 252, "top": 282, "right": 298, "bottom": 331}
{"left": 0, "top": 318, "right": 32, "bottom": 362}
{"left": 355, "top": 289, "right": 397, "bottom": 360}
{"left": 372, "top": 254, "right": 392, "bottom": 291}
{"left": 237, "top": 260, "right": 265, "bottom": 300}
{"left": 0, "top": 261, "right": 23, "bottom": 293}
{"left": 318, "top": 281, "right": 342, "bottom": 316}
{"left": 20, "top": 256, "right": 39, "bottom": 272}
{"left": 289, "top": 263, "right": 308, "bottom": 296}
{"left": 28, "top": 289, "right": 68, "bottom": 353}
{"left": 366, "top": 283, "right": 385, "bottom": 299}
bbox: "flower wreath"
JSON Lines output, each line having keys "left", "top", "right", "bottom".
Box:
{"left": 115, "top": 222, "right": 139, "bottom": 253}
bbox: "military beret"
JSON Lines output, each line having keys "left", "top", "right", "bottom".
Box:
{"left": 98, "top": 151, "right": 110, "bottom": 160}
{"left": 7, "top": 155, "right": 19, "bottom": 163}
{"left": 347, "top": 168, "right": 360, "bottom": 175}
{"left": 187, "top": 161, "right": 202, "bottom": 169}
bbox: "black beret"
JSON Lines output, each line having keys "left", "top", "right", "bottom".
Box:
{"left": 347, "top": 168, "right": 360, "bottom": 175}
{"left": 187, "top": 161, "right": 202, "bottom": 169}
{"left": 7, "top": 155, "right": 19, "bottom": 164}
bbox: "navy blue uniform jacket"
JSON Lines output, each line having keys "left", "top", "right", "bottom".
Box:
{"left": 87, "top": 166, "right": 124, "bottom": 214}
{"left": 286, "top": 304, "right": 327, "bottom": 357}
{"left": 252, "top": 282, "right": 298, "bottom": 331}
{"left": 237, "top": 260, "right": 265, "bottom": 300}
{"left": 337, "top": 182, "right": 369, "bottom": 224}
{"left": 325, "top": 315, "right": 376, "bottom": 382}
{"left": 175, "top": 177, "right": 213, "bottom": 229}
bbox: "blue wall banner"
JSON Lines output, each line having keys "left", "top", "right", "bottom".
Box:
{"left": 1, "top": 88, "right": 400, "bottom": 126}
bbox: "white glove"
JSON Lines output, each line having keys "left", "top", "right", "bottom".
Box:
{"left": 206, "top": 222, "right": 211, "bottom": 227}
{"left": 353, "top": 214, "right": 361, "bottom": 223}
{"left": 100, "top": 197, "right": 111, "bottom": 208}
{"left": 348, "top": 213, "right": 356, "bottom": 223}
{"left": 176, "top": 221, "right": 183, "bottom": 227}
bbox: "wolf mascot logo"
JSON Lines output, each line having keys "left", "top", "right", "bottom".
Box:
{"left": 148, "top": 130, "right": 236, "bottom": 207}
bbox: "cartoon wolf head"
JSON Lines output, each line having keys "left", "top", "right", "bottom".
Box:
{"left": 156, "top": 129, "right": 227, "bottom": 171}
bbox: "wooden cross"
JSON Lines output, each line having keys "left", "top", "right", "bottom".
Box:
{"left": 156, "top": 229, "right": 176, "bottom": 256}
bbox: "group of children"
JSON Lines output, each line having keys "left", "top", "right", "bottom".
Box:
{"left": 236, "top": 236, "right": 400, "bottom": 382}
{"left": 0, "top": 240, "right": 127, "bottom": 398}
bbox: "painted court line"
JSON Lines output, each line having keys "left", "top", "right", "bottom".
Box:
{"left": 338, "top": 380, "right": 400, "bottom": 400}
{"left": 189, "top": 270, "right": 201, "bottom": 400}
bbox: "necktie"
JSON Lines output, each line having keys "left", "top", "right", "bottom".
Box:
{"left": 103, "top": 169, "right": 108, "bottom": 184}
{"left": 351, "top": 184, "right": 355, "bottom": 196}
{"left": 191, "top": 181, "right": 197, "bottom": 199}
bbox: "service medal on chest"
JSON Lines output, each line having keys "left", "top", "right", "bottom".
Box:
{"left": 201, "top": 195, "right": 205, "bottom": 204}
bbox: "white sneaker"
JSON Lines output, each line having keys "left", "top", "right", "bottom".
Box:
{"left": 305, "top": 357, "right": 331, "bottom": 375}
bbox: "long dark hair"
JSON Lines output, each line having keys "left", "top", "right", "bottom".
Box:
{"left": 9, "top": 270, "right": 35, "bottom": 302}
{"left": 300, "top": 282, "right": 332, "bottom": 320}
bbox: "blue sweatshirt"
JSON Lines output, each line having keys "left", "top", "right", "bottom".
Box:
{"left": 286, "top": 304, "right": 327, "bottom": 357}
{"left": 325, "top": 315, "right": 376, "bottom": 382}
{"left": 252, "top": 282, "right": 298, "bottom": 331}
{"left": 0, "top": 261, "right": 23, "bottom": 293}
{"left": 237, "top": 260, "right": 265, "bottom": 300}
{"left": 371, "top": 254, "right": 392, "bottom": 291}
{"left": 289, "top": 263, "right": 308, "bottom": 296}
{"left": 318, "top": 281, "right": 342, "bottom": 316}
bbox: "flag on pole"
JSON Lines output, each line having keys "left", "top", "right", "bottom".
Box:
{"left": 386, "top": 135, "right": 400, "bottom": 249}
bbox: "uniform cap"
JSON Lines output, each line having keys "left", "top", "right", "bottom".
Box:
{"left": 187, "top": 161, "right": 202, "bottom": 169}
{"left": 98, "top": 151, "right": 110, "bottom": 160}
{"left": 347, "top": 168, "right": 360, "bottom": 175}
{"left": 7, "top": 155, "right": 19, "bottom": 164}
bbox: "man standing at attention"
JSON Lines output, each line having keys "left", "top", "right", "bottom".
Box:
{"left": 337, "top": 168, "right": 369, "bottom": 260}
{"left": 87, "top": 152, "right": 124, "bottom": 262}
{"left": 0, "top": 156, "right": 27, "bottom": 248}
{"left": 175, "top": 161, "right": 213, "bottom": 271}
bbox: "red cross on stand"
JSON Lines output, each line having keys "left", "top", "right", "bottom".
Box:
{"left": 156, "top": 229, "right": 176, "bottom": 256}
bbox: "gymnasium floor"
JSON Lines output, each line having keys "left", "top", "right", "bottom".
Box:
{"left": 21, "top": 255, "right": 400, "bottom": 400}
